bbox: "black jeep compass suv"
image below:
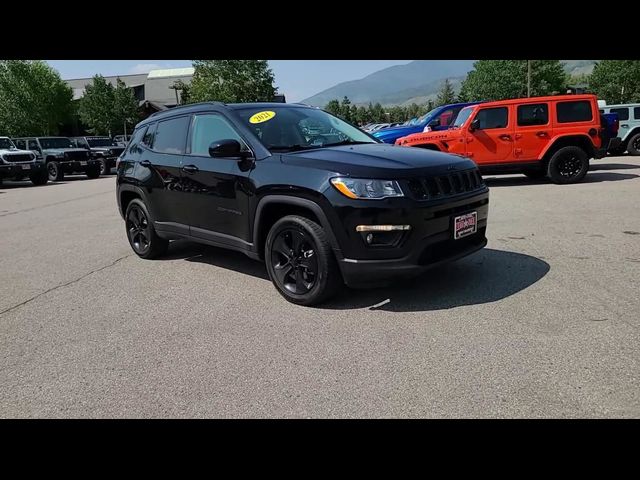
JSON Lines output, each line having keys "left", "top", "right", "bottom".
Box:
{"left": 116, "top": 102, "right": 489, "bottom": 305}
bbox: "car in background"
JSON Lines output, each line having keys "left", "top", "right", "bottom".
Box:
{"left": 366, "top": 123, "right": 392, "bottom": 133}
{"left": 396, "top": 94, "right": 618, "bottom": 184}
{"left": 599, "top": 103, "right": 640, "bottom": 155}
{"left": 71, "top": 136, "right": 126, "bottom": 175}
{"left": 113, "top": 135, "right": 130, "bottom": 147}
{"left": 13, "top": 136, "right": 101, "bottom": 182}
{"left": 0, "top": 137, "right": 48, "bottom": 186}
{"left": 373, "top": 102, "right": 482, "bottom": 144}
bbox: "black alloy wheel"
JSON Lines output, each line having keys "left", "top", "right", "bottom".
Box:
{"left": 127, "top": 204, "right": 151, "bottom": 255}
{"left": 270, "top": 228, "right": 318, "bottom": 295}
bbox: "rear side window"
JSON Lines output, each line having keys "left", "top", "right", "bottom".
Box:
{"left": 142, "top": 123, "right": 156, "bottom": 149}
{"left": 610, "top": 108, "right": 629, "bottom": 121}
{"left": 517, "top": 103, "right": 549, "bottom": 126}
{"left": 556, "top": 101, "right": 593, "bottom": 123}
{"left": 475, "top": 107, "right": 508, "bottom": 129}
{"left": 126, "top": 126, "right": 147, "bottom": 155}
{"left": 153, "top": 116, "right": 190, "bottom": 154}
{"left": 635, "top": 107, "right": 640, "bottom": 120}
{"left": 190, "top": 114, "right": 247, "bottom": 156}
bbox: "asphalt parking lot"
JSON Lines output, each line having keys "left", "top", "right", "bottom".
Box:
{"left": 1, "top": 158, "right": 639, "bottom": 418}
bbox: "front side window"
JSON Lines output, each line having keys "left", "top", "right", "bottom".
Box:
{"left": 235, "top": 106, "right": 376, "bottom": 152}
{"left": 74, "top": 138, "right": 90, "bottom": 149}
{"left": 517, "top": 103, "right": 549, "bottom": 126}
{"left": 28, "top": 140, "right": 40, "bottom": 151}
{"left": 190, "top": 114, "right": 247, "bottom": 156}
{"left": 14, "top": 139, "right": 26, "bottom": 149}
{"left": 556, "top": 101, "right": 593, "bottom": 123}
{"left": 474, "top": 107, "right": 509, "bottom": 129}
{"left": 634, "top": 107, "right": 640, "bottom": 120}
{"left": 436, "top": 108, "right": 457, "bottom": 127}
{"left": 87, "top": 138, "right": 116, "bottom": 147}
{"left": 610, "top": 108, "right": 629, "bottom": 121}
{"left": 39, "top": 137, "right": 73, "bottom": 149}
{"left": 153, "top": 117, "right": 190, "bottom": 154}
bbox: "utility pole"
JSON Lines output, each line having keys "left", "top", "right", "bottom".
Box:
{"left": 527, "top": 60, "right": 532, "bottom": 97}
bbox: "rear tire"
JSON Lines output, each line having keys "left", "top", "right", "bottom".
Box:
{"left": 547, "top": 146, "right": 589, "bottom": 184}
{"left": 98, "top": 158, "right": 109, "bottom": 175}
{"left": 47, "top": 161, "right": 64, "bottom": 182}
{"left": 265, "top": 215, "right": 342, "bottom": 306}
{"left": 30, "top": 170, "right": 49, "bottom": 186}
{"left": 125, "top": 198, "right": 168, "bottom": 259}
{"left": 626, "top": 133, "right": 640, "bottom": 156}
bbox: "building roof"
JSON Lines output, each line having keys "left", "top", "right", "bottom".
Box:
{"left": 147, "top": 67, "right": 195, "bottom": 79}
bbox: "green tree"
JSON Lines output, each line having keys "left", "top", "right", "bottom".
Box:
{"left": 435, "top": 79, "right": 456, "bottom": 106}
{"left": 113, "top": 78, "right": 139, "bottom": 137}
{"left": 340, "top": 96, "right": 352, "bottom": 121}
{"left": 172, "top": 79, "right": 191, "bottom": 105}
{"left": 589, "top": 60, "right": 640, "bottom": 104}
{"left": 325, "top": 99, "right": 341, "bottom": 117}
{"left": 78, "top": 75, "right": 116, "bottom": 135}
{"left": 189, "top": 60, "right": 276, "bottom": 103}
{"left": 459, "top": 60, "right": 567, "bottom": 101}
{"left": 0, "top": 60, "right": 73, "bottom": 136}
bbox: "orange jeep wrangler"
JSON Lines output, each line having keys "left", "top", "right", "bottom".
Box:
{"left": 395, "top": 94, "right": 615, "bottom": 184}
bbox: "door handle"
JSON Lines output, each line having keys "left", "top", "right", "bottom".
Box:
{"left": 182, "top": 164, "right": 199, "bottom": 174}
{"left": 140, "top": 160, "right": 152, "bottom": 168}
{"left": 498, "top": 134, "right": 512, "bottom": 141}
{"left": 536, "top": 131, "right": 549, "bottom": 137}
{"left": 621, "top": 124, "right": 629, "bottom": 128}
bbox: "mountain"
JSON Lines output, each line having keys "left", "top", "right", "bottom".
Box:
{"left": 301, "top": 60, "right": 598, "bottom": 107}
{"left": 301, "top": 60, "right": 475, "bottom": 107}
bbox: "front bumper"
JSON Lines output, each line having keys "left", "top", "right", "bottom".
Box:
{"left": 0, "top": 162, "right": 46, "bottom": 179}
{"left": 57, "top": 159, "right": 100, "bottom": 173}
{"left": 329, "top": 188, "right": 490, "bottom": 287}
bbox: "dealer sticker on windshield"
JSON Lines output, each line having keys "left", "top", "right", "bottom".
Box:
{"left": 249, "top": 111, "right": 276, "bottom": 124}
{"left": 454, "top": 212, "right": 477, "bottom": 240}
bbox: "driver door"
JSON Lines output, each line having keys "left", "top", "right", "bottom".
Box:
{"left": 465, "top": 106, "right": 514, "bottom": 165}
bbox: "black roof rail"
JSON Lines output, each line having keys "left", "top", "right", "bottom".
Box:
{"left": 148, "top": 101, "right": 227, "bottom": 118}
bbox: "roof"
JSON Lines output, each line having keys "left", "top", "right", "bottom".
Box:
{"left": 147, "top": 67, "right": 195, "bottom": 79}
{"left": 465, "top": 94, "right": 598, "bottom": 109}
{"left": 226, "top": 102, "right": 315, "bottom": 110}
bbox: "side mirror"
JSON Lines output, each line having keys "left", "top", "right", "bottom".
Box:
{"left": 469, "top": 117, "right": 481, "bottom": 132}
{"left": 208, "top": 139, "right": 250, "bottom": 159}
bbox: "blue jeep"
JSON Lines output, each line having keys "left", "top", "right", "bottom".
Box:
{"left": 373, "top": 102, "right": 481, "bottom": 144}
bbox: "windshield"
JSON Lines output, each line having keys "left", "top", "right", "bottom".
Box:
{"left": 416, "top": 109, "right": 437, "bottom": 125}
{"left": 453, "top": 106, "right": 474, "bottom": 127}
{"left": 0, "top": 138, "right": 15, "bottom": 149}
{"left": 87, "top": 138, "right": 116, "bottom": 147}
{"left": 235, "top": 106, "right": 377, "bottom": 152}
{"left": 39, "top": 138, "right": 73, "bottom": 149}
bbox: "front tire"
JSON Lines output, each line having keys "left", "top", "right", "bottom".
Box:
{"left": 547, "top": 146, "right": 589, "bottom": 184}
{"left": 86, "top": 164, "right": 101, "bottom": 179}
{"left": 30, "top": 170, "right": 49, "bottom": 186}
{"left": 265, "top": 215, "right": 342, "bottom": 306}
{"left": 626, "top": 133, "right": 640, "bottom": 156}
{"left": 125, "top": 199, "right": 168, "bottom": 259}
{"left": 98, "top": 158, "right": 109, "bottom": 175}
{"left": 47, "top": 161, "right": 64, "bottom": 182}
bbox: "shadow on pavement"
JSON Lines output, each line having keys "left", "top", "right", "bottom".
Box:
{"left": 485, "top": 171, "right": 638, "bottom": 187}
{"left": 161, "top": 242, "right": 549, "bottom": 312}
{"left": 589, "top": 162, "right": 639, "bottom": 172}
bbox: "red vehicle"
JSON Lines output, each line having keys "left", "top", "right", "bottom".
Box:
{"left": 396, "top": 94, "right": 619, "bottom": 184}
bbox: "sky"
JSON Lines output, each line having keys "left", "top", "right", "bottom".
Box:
{"left": 45, "top": 60, "right": 412, "bottom": 102}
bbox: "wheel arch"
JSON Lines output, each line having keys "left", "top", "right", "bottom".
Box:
{"left": 253, "top": 195, "right": 340, "bottom": 260}
{"left": 540, "top": 135, "right": 596, "bottom": 162}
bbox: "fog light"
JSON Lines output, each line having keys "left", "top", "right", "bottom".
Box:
{"left": 366, "top": 233, "right": 374, "bottom": 244}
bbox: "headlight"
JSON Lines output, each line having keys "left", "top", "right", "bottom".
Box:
{"left": 331, "top": 177, "right": 404, "bottom": 200}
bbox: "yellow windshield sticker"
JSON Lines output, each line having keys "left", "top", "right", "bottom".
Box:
{"left": 249, "top": 111, "right": 276, "bottom": 124}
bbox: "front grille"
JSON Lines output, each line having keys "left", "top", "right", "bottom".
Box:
{"left": 66, "top": 150, "right": 88, "bottom": 161}
{"left": 3, "top": 153, "right": 34, "bottom": 163}
{"left": 406, "top": 169, "right": 485, "bottom": 200}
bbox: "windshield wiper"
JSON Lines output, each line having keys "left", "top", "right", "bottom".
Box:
{"left": 267, "top": 144, "right": 316, "bottom": 152}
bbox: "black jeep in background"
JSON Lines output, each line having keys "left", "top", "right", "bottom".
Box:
{"left": 13, "top": 137, "right": 101, "bottom": 181}
{"left": 71, "top": 136, "right": 126, "bottom": 175}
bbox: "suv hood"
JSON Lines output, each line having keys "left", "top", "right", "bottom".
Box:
{"left": 281, "top": 143, "right": 476, "bottom": 177}
{"left": 43, "top": 148, "right": 89, "bottom": 154}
